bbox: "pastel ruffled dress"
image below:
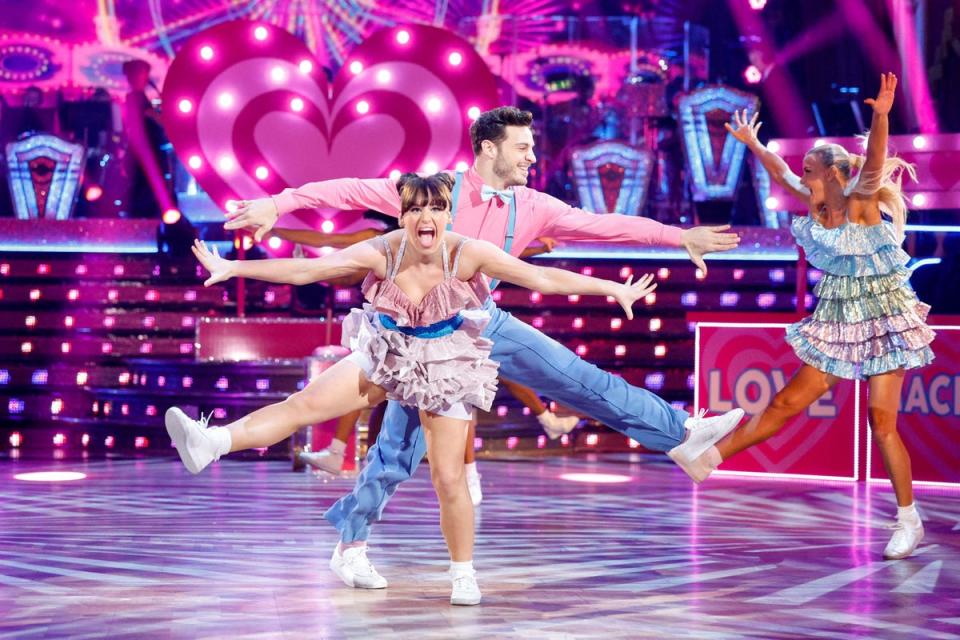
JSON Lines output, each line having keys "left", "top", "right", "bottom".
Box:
{"left": 786, "top": 209, "right": 935, "bottom": 380}
{"left": 342, "top": 235, "right": 499, "bottom": 420}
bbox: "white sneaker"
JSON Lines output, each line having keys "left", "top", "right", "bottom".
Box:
{"left": 667, "top": 408, "right": 744, "bottom": 482}
{"left": 884, "top": 519, "right": 924, "bottom": 560}
{"left": 538, "top": 410, "right": 580, "bottom": 440}
{"left": 300, "top": 447, "right": 345, "bottom": 474}
{"left": 329, "top": 544, "right": 388, "bottom": 589}
{"left": 165, "top": 407, "right": 218, "bottom": 474}
{"left": 450, "top": 570, "right": 482, "bottom": 606}
{"left": 467, "top": 471, "right": 483, "bottom": 507}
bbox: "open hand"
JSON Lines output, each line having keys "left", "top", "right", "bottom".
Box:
{"left": 724, "top": 109, "right": 762, "bottom": 146}
{"left": 614, "top": 273, "right": 657, "bottom": 320}
{"left": 864, "top": 72, "right": 897, "bottom": 115}
{"left": 680, "top": 225, "right": 740, "bottom": 276}
{"left": 223, "top": 197, "right": 279, "bottom": 242}
{"left": 191, "top": 239, "right": 235, "bottom": 287}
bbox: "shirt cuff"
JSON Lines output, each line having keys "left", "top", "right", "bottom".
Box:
{"left": 660, "top": 224, "right": 684, "bottom": 247}
{"left": 271, "top": 189, "right": 299, "bottom": 216}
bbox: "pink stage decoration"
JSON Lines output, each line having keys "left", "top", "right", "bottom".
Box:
{"left": 570, "top": 141, "right": 654, "bottom": 214}
{"left": 161, "top": 21, "right": 498, "bottom": 244}
{"left": 71, "top": 43, "right": 168, "bottom": 95}
{"left": 694, "top": 319, "right": 861, "bottom": 481}
{"left": 5, "top": 134, "right": 85, "bottom": 220}
{"left": 0, "top": 32, "right": 69, "bottom": 92}
{"left": 764, "top": 134, "right": 960, "bottom": 212}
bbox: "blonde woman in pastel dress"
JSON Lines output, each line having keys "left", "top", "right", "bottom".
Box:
{"left": 713, "top": 73, "right": 934, "bottom": 560}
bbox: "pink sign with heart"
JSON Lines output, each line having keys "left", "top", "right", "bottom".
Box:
{"left": 161, "top": 21, "right": 498, "bottom": 238}
{"left": 696, "top": 323, "right": 861, "bottom": 479}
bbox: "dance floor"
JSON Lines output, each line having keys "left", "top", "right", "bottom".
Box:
{"left": 1, "top": 453, "right": 959, "bottom": 639}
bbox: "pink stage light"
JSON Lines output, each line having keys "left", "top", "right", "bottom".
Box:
{"left": 50, "top": 399, "right": 63, "bottom": 415}
{"left": 290, "top": 98, "right": 305, "bottom": 112}
{"left": 81, "top": 433, "right": 90, "bottom": 446}
{"left": 9, "top": 432, "right": 22, "bottom": 447}
{"left": 467, "top": 106, "right": 481, "bottom": 120}
{"left": 76, "top": 371, "right": 88, "bottom": 385}
{"left": 200, "top": 45, "right": 214, "bottom": 61}
{"left": 610, "top": 318, "right": 622, "bottom": 331}
{"left": 581, "top": 267, "right": 593, "bottom": 276}
{"left": 424, "top": 160, "right": 439, "bottom": 173}
{"left": 60, "top": 342, "right": 71, "bottom": 354}
{"left": 85, "top": 185, "right": 103, "bottom": 201}
{"left": 255, "top": 166, "right": 269, "bottom": 180}
{"left": 321, "top": 220, "right": 335, "bottom": 233}
{"left": 376, "top": 69, "right": 391, "bottom": 84}
{"left": 105, "top": 436, "right": 115, "bottom": 448}
{"left": 765, "top": 196, "right": 780, "bottom": 209}
{"left": 356, "top": 100, "right": 370, "bottom": 114}
{"left": 585, "top": 433, "right": 599, "bottom": 446}
{"left": 614, "top": 344, "right": 627, "bottom": 357}
{"left": 253, "top": 25, "right": 269, "bottom": 41}
{"left": 53, "top": 432, "right": 66, "bottom": 446}
{"left": 448, "top": 51, "right": 463, "bottom": 66}
{"left": 530, "top": 291, "right": 542, "bottom": 303}
{"left": 426, "top": 96, "right": 442, "bottom": 113}
{"left": 657, "top": 267, "right": 670, "bottom": 279}
{"left": 135, "top": 436, "right": 149, "bottom": 449}
{"left": 743, "top": 65, "right": 762, "bottom": 84}
{"left": 911, "top": 194, "right": 927, "bottom": 207}
{"left": 349, "top": 60, "right": 363, "bottom": 75}
{"left": 644, "top": 292, "right": 657, "bottom": 305}
{"left": 766, "top": 140, "right": 781, "bottom": 153}
{"left": 267, "top": 236, "right": 283, "bottom": 250}
{"left": 21, "top": 341, "right": 32, "bottom": 354}
{"left": 163, "top": 209, "right": 182, "bottom": 224}
{"left": 24, "top": 315, "right": 36, "bottom": 327}
{"left": 654, "top": 344, "right": 667, "bottom": 357}
{"left": 299, "top": 60, "right": 313, "bottom": 74}
{"left": 497, "top": 406, "right": 508, "bottom": 417}
{"left": 568, "top": 294, "right": 580, "bottom": 303}
{"left": 506, "top": 436, "right": 519, "bottom": 449}
{"left": 455, "top": 161, "right": 469, "bottom": 172}
{"left": 537, "top": 435, "right": 546, "bottom": 449}
{"left": 912, "top": 135, "right": 927, "bottom": 150}
{"left": 389, "top": 169, "right": 401, "bottom": 181}
{"left": 15, "top": 471, "right": 86, "bottom": 482}
{"left": 532, "top": 316, "right": 544, "bottom": 328}
{"left": 559, "top": 472, "right": 632, "bottom": 484}
{"left": 576, "top": 345, "right": 588, "bottom": 356}
{"left": 572, "top": 317, "right": 584, "bottom": 329}
{"left": 749, "top": 0, "right": 767, "bottom": 9}
{"left": 396, "top": 30, "right": 411, "bottom": 45}
{"left": 29, "top": 288, "right": 41, "bottom": 301}
{"left": 216, "top": 92, "right": 234, "bottom": 109}
{"left": 178, "top": 99, "right": 192, "bottom": 113}
{"left": 217, "top": 156, "right": 235, "bottom": 173}
{"left": 270, "top": 66, "right": 287, "bottom": 83}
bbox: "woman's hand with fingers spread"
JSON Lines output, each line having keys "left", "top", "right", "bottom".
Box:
{"left": 614, "top": 273, "right": 657, "bottom": 320}
{"left": 864, "top": 72, "right": 897, "bottom": 115}
{"left": 724, "top": 109, "right": 762, "bottom": 146}
{"left": 191, "top": 239, "right": 236, "bottom": 287}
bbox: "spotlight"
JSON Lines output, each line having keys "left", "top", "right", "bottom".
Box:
{"left": 270, "top": 66, "right": 287, "bottom": 83}
{"left": 187, "top": 155, "right": 202, "bottom": 170}
{"left": 764, "top": 196, "right": 780, "bottom": 209}
{"left": 217, "top": 92, "right": 234, "bottom": 109}
{"left": 255, "top": 166, "right": 269, "bottom": 180}
{"left": 321, "top": 220, "right": 335, "bottom": 233}
{"left": 356, "top": 100, "right": 370, "bottom": 114}
{"left": 376, "top": 69, "right": 391, "bottom": 84}
{"left": 468, "top": 106, "right": 481, "bottom": 120}
{"left": 162, "top": 209, "right": 182, "bottom": 224}
{"left": 426, "top": 96, "right": 442, "bottom": 113}
{"left": 290, "top": 97, "right": 305, "bottom": 112}
{"left": 743, "top": 65, "right": 762, "bottom": 84}
{"left": 349, "top": 60, "right": 363, "bottom": 75}
{"left": 85, "top": 185, "right": 103, "bottom": 201}
{"left": 299, "top": 60, "right": 313, "bottom": 74}
{"left": 448, "top": 51, "right": 463, "bottom": 66}
{"left": 254, "top": 25, "right": 269, "bottom": 41}
{"left": 396, "top": 30, "right": 411, "bottom": 45}
{"left": 912, "top": 135, "right": 927, "bottom": 149}
{"left": 424, "top": 160, "right": 439, "bottom": 173}
{"left": 911, "top": 193, "right": 927, "bottom": 207}
{"left": 749, "top": 0, "right": 767, "bottom": 8}
{"left": 389, "top": 169, "right": 401, "bottom": 180}
{"left": 200, "top": 46, "right": 214, "bottom": 61}
{"left": 766, "top": 140, "right": 781, "bottom": 153}
{"left": 178, "top": 99, "right": 193, "bottom": 113}
{"left": 267, "top": 236, "right": 282, "bottom": 250}
{"left": 455, "top": 161, "right": 469, "bottom": 172}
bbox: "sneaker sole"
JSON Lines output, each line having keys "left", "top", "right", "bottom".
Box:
{"left": 671, "top": 408, "right": 744, "bottom": 463}
{"left": 451, "top": 595, "right": 482, "bottom": 606}
{"left": 666, "top": 450, "right": 713, "bottom": 484}
{"left": 165, "top": 407, "right": 204, "bottom": 474}
{"left": 300, "top": 453, "right": 345, "bottom": 475}
{"left": 329, "top": 555, "right": 388, "bottom": 589}
{"left": 883, "top": 527, "right": 925, "bottom": 560}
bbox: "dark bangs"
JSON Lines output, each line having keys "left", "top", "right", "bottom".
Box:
{"left": 397, "top": 173, "right": 454, "bottom": 214}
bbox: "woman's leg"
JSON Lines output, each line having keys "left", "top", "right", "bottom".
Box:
{"left": 463, "top": 419, "right": 482, "bottom": 506}
{"left": 868, "top": 369, "right": 913, "bottom": 506}
{"left": 716, "top": 365, "right": 841, "bottom": 461}
{"left": 463, "top": 420, "right": 476, "bottom": 465}
{"left": 500, "top": 377, "right": 547, "bottom": 415}
{"left": 421, "top": 410, "right": 473, "bottom": 561}
{"left": 501, "top": 376, "right": 580, "bottom": 439}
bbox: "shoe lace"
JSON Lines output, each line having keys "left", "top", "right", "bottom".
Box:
{"left": 451, "top": 572, "right": 476, "bottom": 589}
{"left": 688, "top": 408, "right": 707, "bottom": 427}
{"left": 197, "top": 412, "right": 211, "bottom": 429}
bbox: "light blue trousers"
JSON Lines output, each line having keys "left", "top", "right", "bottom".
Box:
{"left": 324, "top": 300, "right": 689, "bottom": 541}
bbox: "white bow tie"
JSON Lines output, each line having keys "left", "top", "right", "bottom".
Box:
{"left": 480, "top": 185, "right": 515, "bottom": 203}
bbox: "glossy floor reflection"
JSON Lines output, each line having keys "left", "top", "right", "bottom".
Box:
{"left": 1, "top": 454, "right": 958, "bottom": 639}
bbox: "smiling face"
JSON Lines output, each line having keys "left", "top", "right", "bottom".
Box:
{"left": 488, "top": 126, "right": 537, "bottom": 187}
{"left": 801, "top": 145, "right": 848, "bottom": 208}
{"left": 397, "top": 173, "right": 454, "bottom": 255}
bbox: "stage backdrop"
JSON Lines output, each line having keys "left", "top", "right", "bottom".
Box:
{"left": 695, "top": 321, "right": 862, "bottom": 481}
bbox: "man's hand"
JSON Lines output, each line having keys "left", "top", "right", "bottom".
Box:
{"left": 223, "top": 197, "right": 280, "bottom": 242}
{"left": 680, "top": 225, "right": 740, "bottom": 276}
{"left": 536, "top": 236, "right": 557, "bottom": 252}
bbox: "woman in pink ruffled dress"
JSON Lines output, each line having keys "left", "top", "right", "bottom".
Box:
{"left": 166, "top": 173, "right": 656, "bottom": 605}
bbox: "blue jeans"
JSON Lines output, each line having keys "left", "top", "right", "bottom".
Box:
{"left": 324, "top": 300, "right": 689, "bottom": 542}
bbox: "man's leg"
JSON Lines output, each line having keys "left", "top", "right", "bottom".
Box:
{"left": 489, "top": 309, "right": 687, "bottom": 450}
{"left": 323, "top": 401, "right": 426, "bottom": 542}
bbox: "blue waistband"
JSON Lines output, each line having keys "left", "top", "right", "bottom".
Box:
{"left": 378, "top": 313, "right": 464, "bottom": 338}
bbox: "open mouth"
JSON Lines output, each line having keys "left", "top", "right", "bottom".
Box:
{"left": 416, "top": 225, "right": 437, "bottom": 248}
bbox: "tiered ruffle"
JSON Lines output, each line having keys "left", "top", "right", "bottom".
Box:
{"left": 341, "top": 306, "right": 499, "bottom": 414}
{"left": 791, "top": 216, "right": 909, "bottom": 277}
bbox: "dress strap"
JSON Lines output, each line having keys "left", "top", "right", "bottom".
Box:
{"left": 380, "top": 236, "right": 394, "bottom": 279}
{"left": 451, "top": 238, "right": 470, "bottom": 277}
{"left": 440, "top": 239, "right": 450, "bottom": 278}
{"left": 390, "top": 235, "right": 407, "bottom": 281}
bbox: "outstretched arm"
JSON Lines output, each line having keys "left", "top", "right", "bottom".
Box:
{"left": 269, "top": 227, "right": 384, "bottom": 248}
{"left": 462, "top": 240, "right": 656, "bottom": 319}
{"left": 861, "top": 73, "right": 895, "bottom": 176}
{"left": 534, "top": 191, "right": 739, "bottom": 276}
{"left": 223, "top": 178, "right": 402, "bottom": 241}
{"left": 725, "top": 109, "right": 810, "bottom": 206}
{"left": 191, "top": 238, "right": 384, "bottom": 287}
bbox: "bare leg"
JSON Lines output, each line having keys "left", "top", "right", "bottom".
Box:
{"left": 500, "top": 377, "right": 547, "bottom": 415}
{"left": 226, "top": 359, "right": 387, "bottom": 452}
{"left": 464, "top": 420, "right": 476, "bottom": 464}
{"left": 421, "top": 410, "right": 473, "bottom": 562}
{"left": 717, "top": 365, "right": 841, "bottom": 461}
{"left": 335, "top": 410, "right": 361, "bottom": 443}
{"left": 868, "top": 369, "right": 913, "bottom": 506}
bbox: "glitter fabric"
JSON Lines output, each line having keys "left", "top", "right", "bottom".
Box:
{"left": 786, "top": 216, "right": 935, "bottom": 380}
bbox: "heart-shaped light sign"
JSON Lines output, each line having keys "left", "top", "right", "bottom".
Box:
{"left": 162, "top": 21, "right": 498, "bottom": 237}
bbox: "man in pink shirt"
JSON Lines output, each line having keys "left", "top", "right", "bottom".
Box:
{"left": 225, "top": 107, "right": 743, "bottom": 589}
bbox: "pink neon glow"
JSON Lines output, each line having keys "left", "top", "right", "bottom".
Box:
{"left": 187, "top": 155, "right": 202, "bottom": 170}
{"left": 448, "top": 51, "right": 463, "bottom": 66}
{"left": 356, "top": 100, "right": 370, "bottom": 114}
{"left": 199, "top": 46, "right": 214, "bottom": 61}
{"left": 349, "top": 60, "right": 363, "bottom": 75}
{"left": 455, "top": 161, "right": 469, "bottom": 172}
{"left": 748, "top": 0, "right": 767, "bottom": 9}
{"left": 610, "top": 318, "right": 622, "bottom": 330}
{"left": 9, "top": 432, "right": 22, "bottom": 447}
{"left": 426, "top": 96, "right": 442, "bottom": 113}
{"left": 162, "top": 209, "right": 182, "bottom": 225}
{"left": 178, "top": 99, "right": 192, "bottom": 114}
{"left": 885, "top": 0, "right": 939, "bottom": 133}
{"left": 290, "top": 98, "right": 304, "bottom": 112}
{"left": 14, "top": 471, "right": 86, "bottom": 482}
{"left": 743, "top": 65, "right": 762, "bottom": 84}
{"left": 559, "top": 472, "right": 632, "bottom": 484}
{"left": 267, "top": 236, "right": 283, "bottom": 250}
{"left": 270, "top": 66, "right": 287, "bottom": 83}
{"left": 467, "top": 106, "right": 481, "bottom": 120}
{"left": 396, "top": 30, "right": 410, "bottom": 45}
{"left": 376, "top": 69, "right": 391, "bottom": 84}
{"left": 321, "top": 220, "right": 335, "bottom": 233}
{"left": 424, "top": 161, "right": 439, "bottom": 173}
{"left": 216, "top": 92, "right": 234, "bottom": 109}
{"left": 253, "top": 26, "right": 268, "bottom": 41}
{"left": 298, "top": 60, "right": 313, "bottom": 75}
{"left": 912, "top": 135, "right": 927, "bottom": 149}
{"left": 255, "top": 166, "right": 269, "bottom": 180}
{"left": 389, "top": 169, "right": 401, "bottom": 181}
{"left": 52, "top": 433, "right": 66, "bottom": 445}
{"left": 585, "top": 433, "right": 599, "bottom": 446}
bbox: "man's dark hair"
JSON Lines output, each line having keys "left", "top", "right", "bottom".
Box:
{"left": 469, "top": 107, "right": 533, "bottom": 155}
